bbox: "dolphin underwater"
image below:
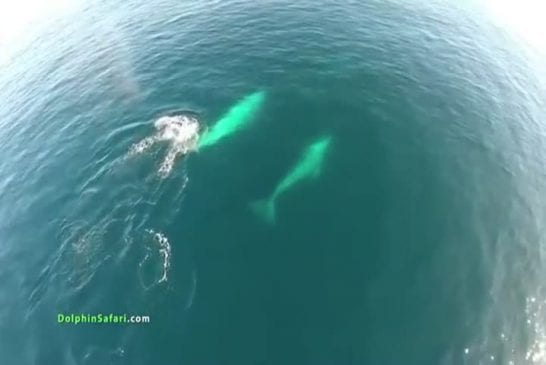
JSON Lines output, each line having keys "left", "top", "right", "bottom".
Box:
{"left": 251, "top": 135, "right": 333, "bottom": 224}
{"left": 197, "top": 90, "right": 266, "bottom": 149}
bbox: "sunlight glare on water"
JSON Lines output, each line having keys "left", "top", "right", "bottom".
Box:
{"left": 0, "top": 0, "right": 79, "bottom": 64}
{"left": 483, "top": 0, "right": 546, "bottom": 52}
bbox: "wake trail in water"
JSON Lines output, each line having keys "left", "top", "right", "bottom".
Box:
{"left": 152, "top": 231, "right": 171, "bottom": 284}
{"left": 139, "top": 229, "right": 171, "bottom": 287}
{"left": 185, "top": 270, "right": 197, "bottom": 310}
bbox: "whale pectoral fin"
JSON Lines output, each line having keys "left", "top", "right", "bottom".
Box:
{"left": 250, "top": 199, "right": 276, "bottom": 224}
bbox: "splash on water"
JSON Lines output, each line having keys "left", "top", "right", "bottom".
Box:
{"left": 129, "top": 114, "right": 200, "bottom": 177}
{"left": 153, "top": 231, "right": 171, "bottom": 284}
{"left": 142, "top": 229, "right": 171, "bottom": 284}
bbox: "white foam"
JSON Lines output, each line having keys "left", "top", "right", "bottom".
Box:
{"left": 154, "top": 115, "right": 200, "bottom": 146}
{"left": 129, "top": 114, "right": 200, "bottom": 177}
{"left": 158, "top": 146, "right": 181, "bottom": 178}
{"left": 145, "top": 229, "right": 171, "bottom": 284}
{"left": 128, "top": 136, "right": 157, "bottom": 156}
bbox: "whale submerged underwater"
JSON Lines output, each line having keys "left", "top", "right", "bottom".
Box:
{"left": 130, "top": 90, "right": 333, "bottom": 222}
{"left": 251, "top": 135, "right": 333, "bottom": 224}
{"left": 198, "top": 90, "right": 266, "bottom": 149}
{"left": 130, "top": 90, "right": 266, "bottom": 177}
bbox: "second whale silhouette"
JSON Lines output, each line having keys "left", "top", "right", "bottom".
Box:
{"left": 251, "top": 135, "right": 333, "bottom": 224}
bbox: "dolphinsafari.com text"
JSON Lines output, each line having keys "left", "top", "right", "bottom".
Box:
{"left": 57, "top": 313, "right": 150, "bottom": 325}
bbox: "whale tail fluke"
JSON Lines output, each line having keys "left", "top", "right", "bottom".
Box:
{"left": 250, "top": 198, "right": 276, "bottom": 224}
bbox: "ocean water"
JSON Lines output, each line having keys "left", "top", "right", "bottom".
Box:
{"left": 1, "top": 0, "right": 546, "bottom": 364}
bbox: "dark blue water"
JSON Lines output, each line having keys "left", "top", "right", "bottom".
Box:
{"left": 1, "top": 1, "right": 546, "bottom": 364}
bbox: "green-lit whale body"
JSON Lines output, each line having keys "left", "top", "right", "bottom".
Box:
{"left": 251, "top": 135, "right": 333, "bottom": 224}
{"left": 198, "top": 90, "right": 266, "bottom": 149}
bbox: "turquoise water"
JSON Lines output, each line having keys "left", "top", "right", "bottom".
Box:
{"left": 1, "top": 1, "right": 546, "bottom": 364}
